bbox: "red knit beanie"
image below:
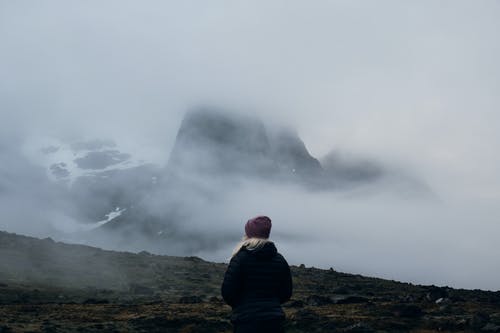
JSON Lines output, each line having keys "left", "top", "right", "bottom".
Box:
{"left": 245, "top": 216, "right": 272, "bottom": 239}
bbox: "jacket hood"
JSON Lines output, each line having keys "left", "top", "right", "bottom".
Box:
{"left": 245, "top": 241, "right": 277, "bottom": 258}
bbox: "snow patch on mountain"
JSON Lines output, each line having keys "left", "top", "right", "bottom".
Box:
{"left": 92, "top": 207, "right": 126, "bottom": 229}
{"left": 21, "top": 137, "right": 153, "bottom": 185}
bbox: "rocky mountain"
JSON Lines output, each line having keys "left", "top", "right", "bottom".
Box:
{"left": 268, "top": 127, "right": 324, "bottom": 182}
{"left": 1, "top": 230, "right": 499, "bottom": 333}
{"left": 69, "top": 164, "right": 160, "bottom": 222}
{"left": 88, "top": 108, "right": 386, "bottom": 249}
{"left": 25, "top": 108, "right": 429, "bottom": 256}
{"left": 31, "top": 138, "right": 162, "bottom": 229}
{"left": 79, "top": 108, "right": 392, "bottom": 251}
{"left": 167, "top": 108, "right": 325, "bottom": 185}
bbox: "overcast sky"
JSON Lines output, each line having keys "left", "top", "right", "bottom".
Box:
{"left": 1, "top": 1, "right": 500, "bottom": 290}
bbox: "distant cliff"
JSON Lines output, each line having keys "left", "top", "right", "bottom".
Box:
{"left": 89, "top": 108, "right": 386, "bottom": 250}
{"left": 167, "top": 108, "right": 325, "bottom": 185}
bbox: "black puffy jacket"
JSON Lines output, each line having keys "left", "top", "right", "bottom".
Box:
{"left": 221, "top": 242, "right": 293, "bottom": 323}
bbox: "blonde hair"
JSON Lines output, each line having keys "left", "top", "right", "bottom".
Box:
{"left": 231, "top": 235, "right": 271, "bottom": 258}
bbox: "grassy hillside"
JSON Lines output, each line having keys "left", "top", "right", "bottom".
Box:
{"left": 1, "top": 231, "right": 499, "bottom": 332}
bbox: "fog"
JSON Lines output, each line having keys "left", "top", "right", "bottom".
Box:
{"left": 1, "top": 1, "right": 500, "bottom": 290}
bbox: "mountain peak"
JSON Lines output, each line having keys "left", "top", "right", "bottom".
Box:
{"left": 174, "top": 108, "right": 271, "bottom": 156}
{"left": 168, "top": 108, "right": 323, "bottom": 181}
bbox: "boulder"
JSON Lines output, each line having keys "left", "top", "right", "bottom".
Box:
{"left": 391, "top": 304, "right": 423, "bottom": 318}
{"left": 471, "top": 312, "right": 491, "bottom": 329}
{"left": 425, "top": 286, "right": 449, "bottom": 302}
{"left": 333, "top": 286, "right": 351, "bottom": 294}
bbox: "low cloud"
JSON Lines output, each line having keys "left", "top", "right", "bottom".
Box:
{"left": 0, "top": 1, "right": 499, "bottom": 291}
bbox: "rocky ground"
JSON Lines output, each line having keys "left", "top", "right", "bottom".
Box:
{"left": 1, "top": 231, "right": 500, "bottom": 332}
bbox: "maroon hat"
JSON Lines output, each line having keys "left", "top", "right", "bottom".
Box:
{"left": 245, "top": 216, "right": 272, "bottom": 239}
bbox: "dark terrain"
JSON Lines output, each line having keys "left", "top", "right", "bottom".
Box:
{"left": 1, "top": 231, "right": 500, "bottom": 332}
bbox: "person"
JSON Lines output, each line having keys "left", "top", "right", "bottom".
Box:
{"left": 221, "top": 215, "right": 293, "bottom": 333}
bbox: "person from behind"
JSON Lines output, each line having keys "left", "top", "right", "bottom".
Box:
{"left": 221, "top": 215, "right": 293, "bottom": 333}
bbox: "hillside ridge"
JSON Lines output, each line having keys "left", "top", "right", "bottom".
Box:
{"left": 1, "top": 230, "right": 500, "bottom": 332}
